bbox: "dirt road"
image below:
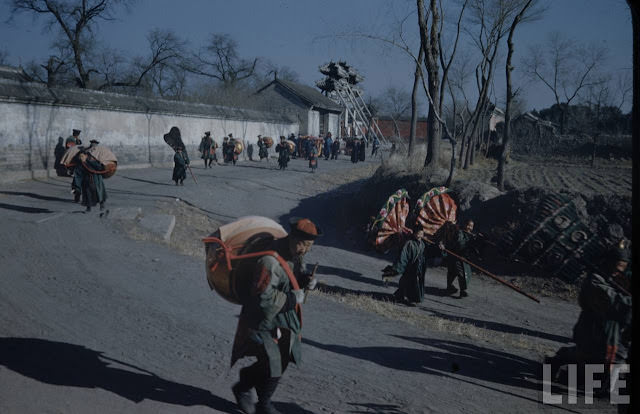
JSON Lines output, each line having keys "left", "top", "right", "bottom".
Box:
{"left": 0, "top": 156, "right": 620, "bottom": 413}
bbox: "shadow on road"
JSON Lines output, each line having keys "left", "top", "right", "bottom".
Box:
{"left": 0, "top": 190, "right": 72, "bottom": 203}
{"left": 0, "top": 337, "right": 237, "bottom": 413}
{"left": 316, "top": 283, "right": 400, "bottom": 303}
{"left": 0, "top": 202, "right": 54, "bottom": 214}
{"left": 418, "top": 308, "right": 572, "bottom": 344}
{"left": 347, "top": 402, "right": 406, "bottom": 413}
{"left": 120, "top": 175, "right": 176, "bottom": 187}
{"left": 315, "top": 264, "right": 389, "bottom": 287}
{"left": 303, "top": 336, "right": 540, "bottom": 394}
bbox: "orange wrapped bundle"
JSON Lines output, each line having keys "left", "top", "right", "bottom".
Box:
{"left": 286, "top": 140, "right": 296, "bottom": 153}
{"left": 204, "top": 216, "right": 288, "bottom": 304}
{"left": 262, "top": 137, "right": 274, "bottom": 148}
{"left": 60, "top": 143, "right": 118, "bottom": 179}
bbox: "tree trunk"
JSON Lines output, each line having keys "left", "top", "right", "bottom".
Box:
{"left": 419, "top": 0, "right": 442, "bottom": 169}
{"left": 458, "top": 126, "right": 466, "bottom": 167}
{"left": 408, "top": 47, "right": 424, "bottom": 157}
{"left": 446, "top": 138, "right": 456, "bottom": 187}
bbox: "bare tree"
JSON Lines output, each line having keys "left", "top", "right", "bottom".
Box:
{"left": 96, "top": 29, "right": 186, "bottom": 92}
{"left": 8, "top": 0, "right": 134, "bottom": 88}
{"left": 523, "top": 32, "right": 607, "bottom": 134}
{"left": 376, "top": 86, "right": 413, "bottom": 139}
{"left": 497, "top": 0, "right": 540, "bottom": 191}
{"left": 417, "top": 0, "right": 442, "bottom": 168}
{"left": 0, "top": 49, "right": 10, "bottom": 65}
{"left": 186, "top": 33, "right": 258, "bottom": 88}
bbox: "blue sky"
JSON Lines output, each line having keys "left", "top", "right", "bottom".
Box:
{"left": 0, "top": 0, "right": 633, "bottom": 112}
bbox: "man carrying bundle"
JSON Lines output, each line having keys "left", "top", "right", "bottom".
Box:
{"left": 77, "top": 139, "right": 107, "bottom": 212}
{"left": 546, "top": 244, "right": 632, "bottom": 396}
{"left": 231, "top": 218, "right": 321, "bottom": 414}
{"left": 275, "top": 136, "right": 290, "bottom": 170}
{"left": 198, "top": 131, "right": 217, "bottom": 168}
{"left": 257, "top": 135, "right": 269, "bottom": 162}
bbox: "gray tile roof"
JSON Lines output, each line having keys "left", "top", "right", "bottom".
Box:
{"left": 0, "top": 69, "right": 296, "bottom": 124}
{"left": 257, "top": 79, "right": 343, "bottom": 113}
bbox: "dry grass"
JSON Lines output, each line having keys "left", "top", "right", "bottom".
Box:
{"left": 309, "top": 284, "right": 555, "bottom": 357}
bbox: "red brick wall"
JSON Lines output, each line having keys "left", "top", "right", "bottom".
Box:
{"left": 374, "top": 118, "right": 428, "bottom": 141}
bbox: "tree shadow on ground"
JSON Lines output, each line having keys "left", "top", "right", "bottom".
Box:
{"left": 316, "top": 283, "right": 400, "bottom": 303}
{"left": 316, "top": 264, "right": 388, "bottom": 287}
{"left": 119, "top": 175, "right": 176, "bottom": 187}
{"left": 0, "top": 337, "right": 237, "bottom": 413}
{"left": 0, "top": 190, "right": 72, "bottom": 203}
{"left": 273, "top": 402, "right": 316, "bottom": 413}
{"left": 347, "top": 402, "right": 406, "bottom": 413}
{"left": 418, "top": 307, "right": 572, "bottom": 344}
{"left": 303, "top": 336, "right": 541, "bottom": 394}
{"left": 0, "top": 202, "right": 54, "bottom": 214}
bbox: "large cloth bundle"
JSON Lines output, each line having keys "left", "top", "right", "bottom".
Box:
{"left": 60, "top": 144, "right": 118, "bottom": 179}
{"left": 204, "top": 216, "right": 287, "bottom": 304}
{"left": 232, "top": 139, "right": 244, "bottom": 154}
{"left": 262, "top": 137, "right": 274, "bottom": 148}
{"left": 286, "top": 140, "right": 296, "bottom": 153}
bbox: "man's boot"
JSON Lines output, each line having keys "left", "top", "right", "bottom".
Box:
{"left": 255, "top": 377, "right": 282, "bottom": 414}
{"left": 232, "top": 368, "right": 256, "bottom": 414}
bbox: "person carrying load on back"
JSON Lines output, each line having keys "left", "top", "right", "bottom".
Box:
{"left": 77, "top": 139, "right": 107, "bottom": 212}
{"left": 275, "top": 136, "right": 290, "bottom": 170}
{"left": 231, "top": 218, "right": 321, "bottom": 414}
{"left": 199, "top": 131, "right": 216, "bottom": 168}
{"left": 545, "top": 244, "right": 632, "bottom": 397}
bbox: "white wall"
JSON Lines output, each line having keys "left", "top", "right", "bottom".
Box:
{"left": 328, "top": 113, "right": 339, "bottom": 138}
{"left": 307, "top": 110, "right": 320, "bottom": 136}
{"left": 0, "top": 100, "right": 298, "bottom": 181}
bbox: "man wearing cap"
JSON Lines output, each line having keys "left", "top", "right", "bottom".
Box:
{"left": 437, "top": 220, "right": 476, "bottom": 298}
{"left": 65, "top": 129, "right": 82, "bottom": 148}
{"left": 198, "top": 132, "right": 217, "bottom": 168}
{"left": 546, "top": 244, "right": 632, "bottom": 394}
{"left": 231, "top": 218, "right": 321, "bottom": 414}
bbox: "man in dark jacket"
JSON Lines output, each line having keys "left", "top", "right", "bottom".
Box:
{"left": 438, "top": 220, "right": 475, "bottom": 298}
{"left": 546, "top": 245, "right": 632, "bottom": 395}
{"left": 382, "top": 229, "right": 428, "bottom": 304}
{"left": 231, "top": 218, "right": 321, "bottom": 414}
{"left": 275, "top": 136, "right": 290, "bottom": 170}
{"left": 172, "top": 147, "right": 189, "bottom": 185}
{"left": 199, "top": 131, "right": 216, "bottom": 168}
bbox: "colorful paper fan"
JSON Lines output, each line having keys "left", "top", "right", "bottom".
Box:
{"left": 414, "top": 186, "right": 457, "bottom": 236}
{"left": 370, "top": 189, "right": 412, "bottom": 252}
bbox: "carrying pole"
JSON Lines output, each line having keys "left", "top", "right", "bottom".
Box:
{"left": 423, "top": 238, "right": 540, "bottom": 303}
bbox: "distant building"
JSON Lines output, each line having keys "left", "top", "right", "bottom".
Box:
{"left": 255, "top": 78, "right": 343, "bottom": 137}
{"left": 372, "top": 116, "right": 428, "bottom": 142}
